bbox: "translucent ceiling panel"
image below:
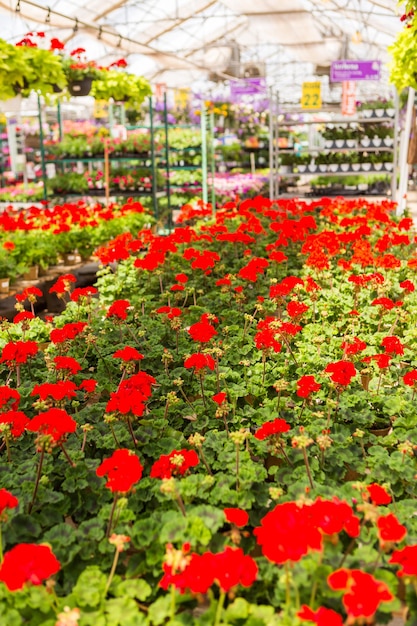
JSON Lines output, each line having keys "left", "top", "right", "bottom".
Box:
{"left": 239, "top": 13, "right": 323, "bottom": 45}
{"left": 221, "top": 0, "right": 301, "bottom": 14}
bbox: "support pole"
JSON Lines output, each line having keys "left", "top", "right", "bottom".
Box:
{"left": 275, "top": 91, "right": 280, "bottom": 198}
{"left": 57, "top": 99, "right": 63, "bottom": 142}
{"left": 163, "top": 92, "right": 172, "bottom": 231}
{"left": 201, "top": 101, "right": 208, "bottom": 205}
{"left": 104, "top": 146, "right": 110, "bottom": 208}
{"left": 209, "top": 111, "right": 216, "bottom": 216}
{"left": 391, "top": 89, "right": 399, "bottom": 203}
{"left": 397, "top": 87, "right": 415, "bottom": 215}
{"left": 37, "top": 94, "right": 48, "bottom": 202}
{"left": 149, "top": 96, "right": 158, "bottom": 219}
{"left": 269, "top": 87, "right": 274, "bottom": 200}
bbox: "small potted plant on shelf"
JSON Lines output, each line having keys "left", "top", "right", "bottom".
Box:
{"left": 62, "top": 48, "right": 105, "bottom": 96}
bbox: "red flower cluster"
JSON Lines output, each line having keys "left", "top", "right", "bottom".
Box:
{"left": 403, "top": 369, "right": 417, "bottom": 387}
{"left": 254, "top": 418, "right": 291, "bottom": 440}
{"left": 184, "top": 353, "right": 215, "bottom": 372}
{"left": 287, "top": 300, "right": 309, "bottom": 319}
{"left": 327, "top": 569, "right": 393, "bottom": 621}
{"left": 107, "top": 299, "right": 130, "bottom": 320}
{"left": 381, "top": 336, "right": 404, "bottom": 356}
{"left": 365, "top": 483, "right": 391, "bottom": 505}
{"left": 96, "top": 448, "right": 143, "bottom": 493}
{"left": 106, "top": 371, "right": 155, "bottom": 416}
{"left": 390, "top": 544, "right": 417, "bottom": 577}
{"left": 0, "top": 543, "right": 60, "bottom": 591}
{"left": 324, "top": 360, "right": 356, "bottom": 386}
{"left": 296, "top": 375, "right": 321, "bottom": 398}
{"left": 49, "top": 273, "right": 76, "bottom": 295}
{"left": 238, "top": 257, "right": 269, "bottom": 282}
{"left": 341, "top": 336, "right": 367, "bottom": 356}
{"left": 212, "top": 391, "right": 227, "bottom": 404}
{"left": 0, "top": 341, "right": 38, "bottom": 365}
{"left": 27, "top": 408, "right": 77, "bottom": 443}
{"left": 297, "top": 605, "right": 343, "bottom": 626}
{"left": 50, "top": 322, "right": 87, "bottom": 344}
{"left": 255, "top": 498, "right": 359, "bottom": 564}
{"left": 31, "top": 381, "right": 77, "bottom": 402}
{"left": 150, "top": 449, "right": 199, "bottom": 479}
{"left": 160, "top": 546, "right": 257, "bottom": 594}
{"left": 224, "top": 508, "right": 249, "bottom": 527}
{"left": 156, "top": 306, "right": 182, "bottom": 319}
{"left": 54, "top": 356, "right": 82, "bottom": 375}
{"left": 188, "top": 318, "right": 217, "bottom": 343}
{"left": 254, "top": 317, "right": 282, "bottom": 353}
{"left": 0, "top": 410, "right": 29, "bottom": 437}
{"left": 0, "top": 488, "right": 18, "bottom": 516}
{"left": 112, "top": 346, "right": 144, "bottom": 361}
{"left": 377, "top": 513, "right": 407, "bottom": 548}
{"left": 0, "top": 386, "right": 20, "bottom": 410}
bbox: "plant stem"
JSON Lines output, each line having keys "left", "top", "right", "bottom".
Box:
{"left": 173, "top": 481, "right": 187, "bottom": 517}
{"left": 126, "top": 417, "right": 138, "bottom": 448}
{"left": 302, "top": 447, "right": 314, "bottom": 490}
{"left": 214, "top": 590, "right": 226, "bottom": 626}
{"left": 109, "top": 422, "right": 121, "bottom": 448}
{"left": 309, "top": 551, "right": 323, "bottom": 608}
{"left": 4, "top": 435, "right": 10, "bottom": 463}
{"left": 198, "top": 447, "right": 212, "bottom": 475}
{"left": 235, "top": 443, "right": 240, "bottom": 491}
{"left": 59, "top": 443, "right": 75, "bottom": 467}
{"left": 28, "top": 445, "right": 45, "bottom": 514}
{"left": 199, "top": 376, "right": 207, "bottom": 408}
{"left": 104, "top": 547, "right": 120, "bottom": 597}
{"left": 284, "top": 562, "right": 291, "bottom": 616}
{"left": 106, "top": 493, "right": 119, "bottom": 537}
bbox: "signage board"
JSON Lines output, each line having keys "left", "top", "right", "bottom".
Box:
{"left": 301, "top": 82, "right": 322, "bottom": 109}
{"left": 330, "top": 60, "right": 381, "bottom": 82}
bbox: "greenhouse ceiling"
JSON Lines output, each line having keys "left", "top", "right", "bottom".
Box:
{"left": 0, "top": 0, "right": 403, "bottom": 98}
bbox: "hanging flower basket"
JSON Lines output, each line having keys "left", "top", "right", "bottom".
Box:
{"left": 68, "top": 77, "right": 93, "bottom": 97}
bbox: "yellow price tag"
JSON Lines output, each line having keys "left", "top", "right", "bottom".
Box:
{"left": 301, "top": 82, "right": 322, "bottom": 109}
{"left": 93, "top": 100, "right": 108, "bottom": 119}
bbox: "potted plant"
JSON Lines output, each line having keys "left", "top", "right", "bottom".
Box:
{"left": 62, "top": 48, "right": 105, "bottom": 96}
{"left": 0, "top": 39, "right": 29, "bottom": 100}
{"left": 91, "top": 65, "right": 151, "bottom": 108}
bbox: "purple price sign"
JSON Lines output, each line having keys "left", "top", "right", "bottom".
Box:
{"left": 230, "top": 78, "right": 267, "bottom": 99}
{"left": 330, "top": 60, "right": 381, "bottom": 82}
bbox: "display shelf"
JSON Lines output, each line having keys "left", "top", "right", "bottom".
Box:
{"left": 280, "top": 116, "right": 395, "bottom": 127}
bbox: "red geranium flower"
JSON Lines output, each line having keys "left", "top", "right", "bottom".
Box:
{"left": 0, "top": 410, "right": 29, "bottom": 437}
{"left": 341, "top": 337, "right": 367, "bottom": 356}
{"left": 0, "top": 543, "right": 60, "bottom": 591}
{"left": 381, "top": 336, "right": 404, "bottom": 356}
{"left": 184, "top": 353, "right": 215, "bottom": 372}
{"left": 156, "top": 306, "right": 182, "bottom": 319}
{"left": 224, "top": 508, "right": 249, "bottom": 527}
{"left": 362, "top": 354, "right": 391, "bottom": 369}
{"left": 27, "top": 408, "right": 77, "bottom": 443}
{"left": 212, "top": 391, "right": 226, "bottom": 404}
{"left": 112, "top": 347, "right": 144, "bottom": 361}
{"left": 175, "top": 273, "right": 188, "bottom": 283}
{"left": 0, "top": 340, "right": 38, "bottom": 365}
{"left": 327, "top": 569, "right": 393, "bottom": 621}
{"left": 403, "top": 370, "right": 417, "bottom": 387}
{"left": 53, "top": 356, "right": 82, "bottom": 375}
{"left": 13, "top": 312, "right": 35, "bottom": 324}
{"left": 400, "top": 279, "right": 415, "bottom": 292}
{"left": 254, "top": 418, "right": 291, "bottom": 440}
{"left": 390, "top": 545, "right": 417, "bottom": 577}
{"left": 70, "top": 286, "right": 98, "bottom": 302}
{"left": 150, "top": 449, "right": 199, "bottom": 479}
{"left": 49, "top": 274, "right": 76, "bottom": 295}
{"left": 50, "top": 322, "right": 87, "bottom": 344}
{"left": 287, "top": 301, "right": 309, "bottom": 319}
{"left": 188, "top": 320, "right": 217, "bottom": 343}
{"left": 0, "top": 488, "right": 18, "bottom": 516}
{"left": 15, "top": 286, "right": 42, "bottom": 303}
{"left": 31, "top": 381, "right": 77, "bottom": 402}
{"left": 297, "top": 605, "right": 343, "bottom": 625}
{"left": 214, "top": 546, "right": 258, "bottom": 592}
{"left": 377, "top": 513, "right": 407, "bottom": 547}
{"left": 96, "top": 448, "right": 143, "bottom": 493}
{"left": 78, "top": 379, "right": 98, "bottom": 393}
{"left": 107, "top": 299, "right": 130, "bottom": 320}
{"left": 105, "top": 371, "right": 155, "bottom": 416}
{"left": 310, "top": 497, "right": 360, "bottom": 538}
{"left": 0, "top": 386, "right": 20, "bottom": 411}
{"left": 324, "top": 361, "right": 356, "bottom": 386}
{"left": 371, "top": 297, "right": 399, "bottom": 310}
{"left": 366, "top": 483, "right": 391, "bottom": 505}
{"left": 254, "top": 501, "right": 322, "bottom": 564}
{"left": 297, "top": 375, "right": 321, "bottom": 398}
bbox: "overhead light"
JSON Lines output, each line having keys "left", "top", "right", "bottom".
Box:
{"left": 73, "top": 18, "right": 79, "bottom": 33}
{"left": 15, "top": 0, "right": 21, "bottom": 12}
{"left": 45, "top": 7, "right": 51, "bottom": 23}
{"left": 352, "top": 30, "right": 362, "bottom": 44}
{"left": 97, "top": 26, "right": 103, "bottom": 40}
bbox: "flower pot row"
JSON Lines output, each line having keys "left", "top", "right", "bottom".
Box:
{"left": 360, "top": 107, "right": 395, "bottom": 119}
{"left": 324, "top": 137, "right": 394, "bottom": 150}
{"left": 282, "top": 162, "right": 395, "bottom": 175}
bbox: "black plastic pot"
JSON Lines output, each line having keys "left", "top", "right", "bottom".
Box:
{"left": 68, "top": 77, "right": 93, "bottom": 97}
